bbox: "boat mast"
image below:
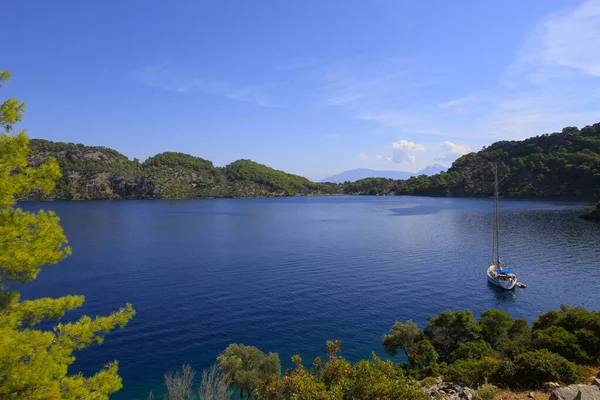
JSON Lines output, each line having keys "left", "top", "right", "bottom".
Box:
{"left": 494, "top": 162, "right": 500, "bottom": 268}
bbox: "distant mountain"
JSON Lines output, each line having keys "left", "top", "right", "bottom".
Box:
{"left": 321, "top": 165, "right": 447, "bottom": 183}
{"left": 415, "top": 163, "right": 446, "bottom": 176}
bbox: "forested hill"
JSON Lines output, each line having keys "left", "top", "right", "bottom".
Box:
{"left": 344, "top": 122, "right": 600, "bottom": 197}
{"left": 26, "top": 140, "right": 337, "bottom": 200}
{"left": 24, "top": 121, "right": 600, "bottom": 200}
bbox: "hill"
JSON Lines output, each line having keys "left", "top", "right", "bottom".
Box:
{"left": 342, "top": 122, "right": 600, "bottom": 197}
{"left": 23, "top": 122, "right": 600, "bottom": 200}
{"left": 320, "top": 164, "right": 447, "bottom": 183}
{"left": 25, "top": 140, "right": 338, "bottom": 200}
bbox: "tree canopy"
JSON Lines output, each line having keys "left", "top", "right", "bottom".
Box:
{"left": 381, "top": 305, "right": 599, "bottom": 389}
{"left": 217, "top": 344, "right": 281, "bottom": 400}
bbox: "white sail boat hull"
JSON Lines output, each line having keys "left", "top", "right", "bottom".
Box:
{"left": 487, "top": 265, "right": 517, "bottom": 290}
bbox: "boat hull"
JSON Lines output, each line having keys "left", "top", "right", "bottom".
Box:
{"left": 487, "top": 265, "right": 517, "bottom": 290}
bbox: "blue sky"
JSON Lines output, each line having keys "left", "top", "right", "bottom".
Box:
{"left": 4, "top": 0, "right": 600, "bottom": 179}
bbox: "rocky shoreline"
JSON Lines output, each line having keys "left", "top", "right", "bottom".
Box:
{"left": 424, "top": 371, "right": 600, "bottom": 400}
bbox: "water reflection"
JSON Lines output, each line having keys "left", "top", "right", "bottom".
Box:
{"left": 487, "top": 282, "right": 518, "bottom": 302}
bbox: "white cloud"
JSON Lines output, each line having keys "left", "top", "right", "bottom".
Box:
{"left": 375, "top": 155, "right": 383, "bottom": 160}
{"left": 392, "top": 139, "right": 425, "bottom": 152}
{"left": 442, "top": 141, "right": 470, "bottom": 156}
{"left": 391, "top": 139, "right": 425, "bottom": 163}
{"left": 541, "top": 0, "right": 600, "bottom": 76}
{"left": 133, "top": 65, "right": 275, "bottom": 107}
{"left": 437, "top": 141, "right": 472, "bottom": 162}
{"left": 359, "top": 152, "right": 369, "bottom": 161}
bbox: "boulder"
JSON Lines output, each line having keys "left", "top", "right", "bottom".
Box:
{"left": 549, "top": 384, "right": 600, "bottom": 400}
{"left": 593, "top": 378, "right": 600, "bottom": 388}
{"left": 576, "top": 385, "right": 600, "bottom": 400}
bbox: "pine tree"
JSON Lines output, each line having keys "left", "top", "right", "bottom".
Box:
{"left": 0, "top": 70, "right": 135, "bottom": 399}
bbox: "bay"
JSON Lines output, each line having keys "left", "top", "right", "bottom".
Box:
{"left": 18, "top": 196, "right": 600, "bottom": 399}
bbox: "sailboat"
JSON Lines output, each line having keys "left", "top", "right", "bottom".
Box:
{"left": 486, "top": 164, "right": 517, "bottom": 290}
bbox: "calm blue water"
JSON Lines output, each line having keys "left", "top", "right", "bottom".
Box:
{"left": 19, "top": 196, "right": 600, "bottom": 399}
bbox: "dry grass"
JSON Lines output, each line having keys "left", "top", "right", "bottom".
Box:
{"left": 148, "top": 364, "right": 232, "bottom": 400}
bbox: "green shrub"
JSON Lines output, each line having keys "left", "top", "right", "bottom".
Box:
{"left": 420, "top": 376, "right": 438, "bottom": 386}
{"left": 512, "top": 349, "right": 580, "bottom": 389}
{"left": 532, "top": 305, "right": 600, "bottom": 364}
{"left": 531, "top": 326, "right": 590, "bottom": 364}
{"left": 443, "top": 357, "right": 501, "bottom": 388}
{"left": 452, "top": 341, "right": 497, "bottom": 361}
{"left": 473, "top": 383, "right": 499, "bottom": 400}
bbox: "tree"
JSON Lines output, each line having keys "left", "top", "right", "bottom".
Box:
{"left": 382, "top": 320, "right": 422, "bottom": 365}
{"left": 478, "top": 309, "right": 513, "bottom": 347}
{"left": 508, "top": 318, "right": 530, "bottom": 340}
{"left": 423, "top": 310, "right": 481, "bottom": 360}
{"left": 216, "top": 344, "right": 280, "bottom": 400}
{"left": 0, "top": 70, "right": 135, "bottom": 399}
{"left": 451, "top": 340, "right": 497, "bottom": 362}
{"left": 411, "top": 339, "right": 438, "bottom": 369}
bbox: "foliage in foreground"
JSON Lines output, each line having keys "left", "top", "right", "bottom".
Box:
{"left": 148, "top": 306, "right": 599, "bottom": 398}
{"left": 0, "top": 70, "right": 135, "bottom": 399}
{"left": 382, "top": 305, "right": 600, "bottom": 389}
{"left": 472, "top": 383, "right": 499, "bottom": 400}
{"left": 217, "top": 344, "right": 281, "bottom": 400}
{"left": 254, "top": 340, "right": 427, "bottom": 400}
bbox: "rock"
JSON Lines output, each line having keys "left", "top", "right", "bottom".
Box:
{"left": 550, "top": 384, "right": 600, "bottom": 400}
{"left": 550, "top": 385, "right": 579, "bottom": 400}
{"left": 528, "top": 392, "right": 535, "bottom": 398}
{"left": 576, "top": 385, "right": 600, "bottom": 400}
{"left": 547, "top": 382, "right": 561, "bottom": 392}
{"left": 594, "top": 378, "right": 600, "bottom": 388}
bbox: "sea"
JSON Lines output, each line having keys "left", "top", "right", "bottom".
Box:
{"left": 18, "top": 196, "right": 600, "bottom": 399}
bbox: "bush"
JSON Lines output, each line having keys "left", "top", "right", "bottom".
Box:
{"left": 443, "top": 357, "right": 502, "bottom": 388}
{"left": 420, "top": 376, "right": 438, "bottom": 386}
{"left": 511, "top": 349, "right": 580, "bottom": 389}
{"left": 531, "top": 326, "right": 590, "bottom": 364}
{"left": 452, "top": 341, "right": 497, "bottom": 361}
{"left": 473, "top": 383, "right": 499, "bottom": 400}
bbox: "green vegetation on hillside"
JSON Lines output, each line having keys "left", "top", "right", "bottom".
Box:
{"left": 343, "top": 123, "right": 600, "bottom": 197}
{"left": 26, "top": 140, "right": 338, "bottom": 200}
{"left": 24, "top": 121, "right": 600, "bottom": 201}
{"left": 1, "top": 70, "right": 134, "bottom": 399}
